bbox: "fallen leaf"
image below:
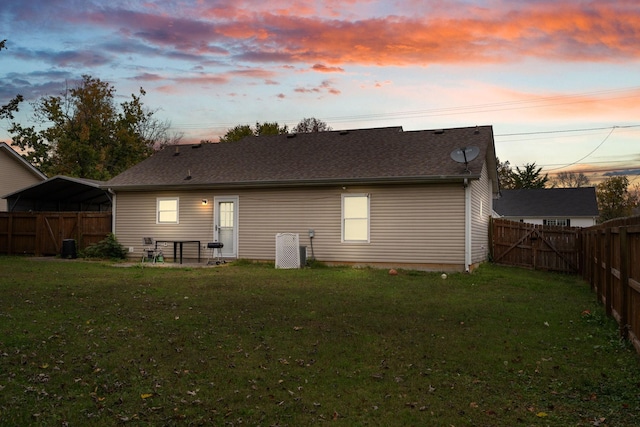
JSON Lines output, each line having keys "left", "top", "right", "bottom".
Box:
{"left": 536, "top": 412, "right": 548, "bottom": 417}
{"left": 141, "top": 393, "right": 153, "bottom": 399}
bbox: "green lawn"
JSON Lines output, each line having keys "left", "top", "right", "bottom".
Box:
{"left": 1, "top": 257, "right": 639, "bottom": 426}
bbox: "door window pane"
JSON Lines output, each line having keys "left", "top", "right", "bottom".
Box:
{"left": 219, "top": 202, "right": 234, "bottom": 227}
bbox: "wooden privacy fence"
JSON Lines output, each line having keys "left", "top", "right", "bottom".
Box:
{"left": 0, "top": 212, "right": 112, "bottom": 256}
{"left": 490, "top": 218, "right": 580, "bottom": 274}
{"left": 580, "top": 216, "right": 640, "bottom": 355}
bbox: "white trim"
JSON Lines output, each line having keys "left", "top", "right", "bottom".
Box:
{"left": 464, "top": 181, "right": 471, "bottom": 272}
{"left": 0, "top": 142, "right": 47, "bottom": 180}
{"left": 341, "top": 193, "right": 370, "bottom": 243}
{"left": 157, "top": 197, "right": 179, "bottom": 224}
{"left": 214, "top": 196, "right": 239, "bottom": 258}
{"left": 111, "top": 192, "right": 116, "bottom": 234}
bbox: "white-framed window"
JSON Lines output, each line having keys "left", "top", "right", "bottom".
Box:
{"left": 342, "top": 194, "right": 369, "bottom": 243}
{"left": 544, "top": 218, "right": 569, "bottom": 226}
{"left": 157, "top": 197, "right": 179, "bottom": 224}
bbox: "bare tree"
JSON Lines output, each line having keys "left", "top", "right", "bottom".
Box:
{"left": 293, "top": 117, "right": 332, "bottom": 133}
{"left": 550, "top": 171, "right": 591, "bottom": 188}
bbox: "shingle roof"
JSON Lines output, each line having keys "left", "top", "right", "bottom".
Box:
{"left": 493, "top": 188, "right": 599, "bottom": 217}
{"left": 104, "top": 125, "right": 497, "bottom": 190}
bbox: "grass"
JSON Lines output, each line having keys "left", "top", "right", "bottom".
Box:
{"left": 1, "top": 257, "right": 639, "bottom": 426}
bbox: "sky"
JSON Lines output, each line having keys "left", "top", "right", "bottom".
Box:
{"left": 1, "top": 0, "right": 640, "bottom": 184}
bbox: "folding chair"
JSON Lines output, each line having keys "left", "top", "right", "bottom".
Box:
{"left": 142, "top": 237, "right": 163, "bottom": 263}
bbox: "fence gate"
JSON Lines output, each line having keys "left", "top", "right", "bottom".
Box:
{"left": 0, "top": 212, "right": 112, "bottom": 256}
{"left": 491, "top": 218, "right": 580, "bottom": 273}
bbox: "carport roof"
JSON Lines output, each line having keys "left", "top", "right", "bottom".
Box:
{"left": 2, "top": 175, "right": 111, "bottom": 206}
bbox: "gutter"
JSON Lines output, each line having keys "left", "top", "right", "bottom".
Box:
{"left": 464, "top": 178, "right": 471, "bottom": 272}
{"left": 107, "top": 188, "right": 116, "bottom": 235}
{"left": 101, "top": 174, "right": 482, "bottom": 192}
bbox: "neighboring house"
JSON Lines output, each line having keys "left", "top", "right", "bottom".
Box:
{"left": 3, "top": 175, "right": 111, "bottom": 212}
{"left": 0, "top": 142, "right": 47, "bottom": 211}
{"left": 493, "top": 187, "right": 599, "bottom": 227}
{"left": 103, "top": 125, "right": 499, "bottom": 271}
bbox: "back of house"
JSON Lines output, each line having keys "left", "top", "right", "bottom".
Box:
{"left": 103, "top": 125, "right": 499, "bottom": 271}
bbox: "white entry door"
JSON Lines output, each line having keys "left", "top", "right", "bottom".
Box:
{"left": 214, "top": 196, "right": 238, "bottom": 258}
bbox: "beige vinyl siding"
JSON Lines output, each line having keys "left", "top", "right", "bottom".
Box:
{"left": 470, "top": 163, "right": 493, "bottom": 265}
{"left": 238, "top": 184, "right": 465, "bottom": 267}
{"left": 0, "top": 152, "right": 45, "bottom": 211}
{"left": 114, "top": 183, "right": 466, "bottom": 269}
{"left": 114, "top": 191, "right": 216, "bottom": 261}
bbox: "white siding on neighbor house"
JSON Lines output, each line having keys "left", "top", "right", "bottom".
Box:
{"left": 502, "top": 217, "right": 596, "bottom": 227}
{"left": 113, "top": 183, "right": 467, "bottom": 269}
{"left": 469, "top": 163, "right": 493, "bottom": 265}
{"left": 0, "top": 151, "right": 45, "bottom": 211}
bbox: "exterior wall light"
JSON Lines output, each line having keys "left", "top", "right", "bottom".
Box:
{"left": 202, "top": 199, "right": 208, "bottom": 205}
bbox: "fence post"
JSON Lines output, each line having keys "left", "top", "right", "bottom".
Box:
{"left": 593, "top": 229, "right": 601, "bottom": 297}
{"left": 576, "top": 230, "right": 583, "bottom": 276}
{"left": 489, "top": 216, "right": 494, "bottom": 262}
{"left": 619, "top": 227, "right": 630, "bottom": 339}
{"left": 604, "top": 228, "right": 612, "bottom": 316}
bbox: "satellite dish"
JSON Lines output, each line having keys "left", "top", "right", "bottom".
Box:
{"left": 450, "top": 146, "right": 480, "bottom": 173}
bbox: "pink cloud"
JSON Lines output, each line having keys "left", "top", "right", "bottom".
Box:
{"left": 27, "top": 2, "right": 640, "bottom": 71}
{"left": 294, "top": 79, "right": 341, "bottom": 95}
{"left": 312, "top": 64, "right": 345, "bottom": 73}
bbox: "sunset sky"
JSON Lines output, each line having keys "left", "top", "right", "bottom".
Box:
{"left": 1, "top": 0, "right": 639, "bottom": 183}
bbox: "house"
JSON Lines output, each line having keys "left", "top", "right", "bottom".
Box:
{"left": 0, "top": 142, "right": 46, "bottom": 211}
{"left": 493, "top": 187, "right": 599, "bottom": 227}
{"left": 103, "top": 125, "right": 499, "bottom": 271}
{"left": 3, "top": 175, "right": 112, "bottom": 212}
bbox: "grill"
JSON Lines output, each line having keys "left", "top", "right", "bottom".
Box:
{"left": 207, "top": 242, "right": 225, "bottom": 265}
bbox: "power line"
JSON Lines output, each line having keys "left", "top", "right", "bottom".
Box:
{"left": 169, "top": 85, "right": 640, "bottom": 131}
{"left": 494, "top": 124, "right": 640, "bottom": 138}
{"left": 543, "top": 127, "right": 617, "bottom": 172}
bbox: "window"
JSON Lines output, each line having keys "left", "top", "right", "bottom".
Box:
{"left": 342, "top": 194, "right": 369, "bottom": 242}
{"left": 544, "top": 218, "right": 569, "bottom": 226}
{"left": 157, "top": 197, "right": 179, "bottom": 224}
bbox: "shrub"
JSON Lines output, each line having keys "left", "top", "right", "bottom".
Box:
{"left": 81, "top": 233, "right": 127, "bottom": 259}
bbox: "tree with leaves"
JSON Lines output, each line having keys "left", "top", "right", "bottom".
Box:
{"left": 596, "top": 176, "right": 638, "bottom": 222}
{"left": 10, "top": 75, "right": 179, "bottom": 180}
{"left": 496, "top": 158, "right": 515, "bottom": 190}
{"left": 550, "top": 171, "right": 591, "bottom": 188}
{"left": 512, "top": 163, "right": 548, "bottom": 189}
{"left": 0, "top": 40, "right": 24, "bottom": 122}
{"left": 219, "top": 121, "right": 289, "bottom": 142}
{"left": 293, "top": 117, "right": 332, "bottom": 133}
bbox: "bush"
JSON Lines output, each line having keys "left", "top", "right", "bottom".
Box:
{"left": 81, "top": 233, "right": 127, "bottom": 259}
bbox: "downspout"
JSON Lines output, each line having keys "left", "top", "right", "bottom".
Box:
{"left": 464, "top": 178, "right": 471, "bottom": 272}
{"left": 108, "top": 189, "right": 116, "bottom": 234}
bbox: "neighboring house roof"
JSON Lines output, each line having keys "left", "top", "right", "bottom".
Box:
{"left": 0, "top": 142, "right": 47, "bottom": 180}
{"left": 3, "top": 175, "right": 111, "bottom": 212}
{"left": 104, "top": 125, "right": 498, "bottom": 191}
{"left": 493, "top": 188, "right": 599, "bottom": 218}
